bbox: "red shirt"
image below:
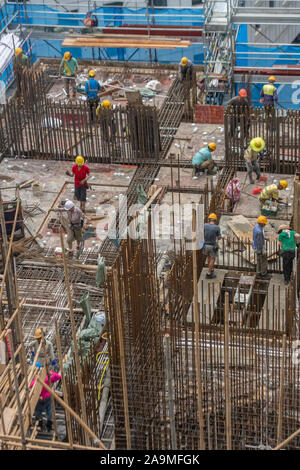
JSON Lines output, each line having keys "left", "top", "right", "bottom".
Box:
{"left": 72, "top": 164, "right": 90, "bottom": 187}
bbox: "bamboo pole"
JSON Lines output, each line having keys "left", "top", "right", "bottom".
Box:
{"left": 41, "top": 331, "right": 58, "bottom": 439}
{"left": 112, "top": 268, "right": 131, "bottom": 450}
{"left": 0, "top": 299, "right": 25, "bottom": 342}
{"left": 0, "top": 434, "right": 98, "bottom": 450}
{"left": 224, "top": 292, "right": 232, "bottom": 450}
{"left": 59, "top": 227, "right": 89, "bottom": 445}
{"left": 35, "top": 377, "right": 107, "bottom": 450}
{"left": 277, "top": 334, "right": 287, "bottom": 445}
{"left": 164, "top": 333, "right": 177, "bottom": 449}
{"left": 54, "top": 319, "right": 73, "bottom": 449}
{"left": 192, "top": 206, "right": 205, "bottom": 450}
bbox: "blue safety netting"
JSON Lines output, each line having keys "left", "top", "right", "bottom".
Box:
{"left": 235, "top": 81, "right": 300, "bottom": 110}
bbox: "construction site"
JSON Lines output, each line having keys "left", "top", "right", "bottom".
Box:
{"left": 0, "top": 0, "right": 300, "bottom": 452}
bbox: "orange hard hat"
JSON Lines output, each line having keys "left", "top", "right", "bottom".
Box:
{"left": 239, "top": 88, "right": 247, "bottom": 97}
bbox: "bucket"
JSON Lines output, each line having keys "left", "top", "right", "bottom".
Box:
{"left": 55, "top": 247, "right": 63, "bottom": 260}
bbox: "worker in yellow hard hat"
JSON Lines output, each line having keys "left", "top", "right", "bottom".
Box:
{"left": 178, "top": 56, "right": 193, "bottom": 83}
{"left": 96, "top": 99, "right": 112, "bottom": 116}
{"left": 260, "top": 75, "right": 278, "bottom": 130}
{"left": 253, "top": 216, "right": 268, "bottom": 277}
{"left": 14, "top": 47, "right": 29, "bottom": 67}
{"left": 59, "top": 51, "right": 78, "bottom": 99}
{"left": 13, "top": 47, "right": 30, "bottom": 98}
{"left": 28, "top": 328, "right": 56, "bottom": 368}
{"left": 244, "top": 137, "right": 265, "bottom": 184}
{"left": 192, "top": 142, "right": 217, "bottom": 177}
{"left": 259, "top": 180, "right": 287, "bottom": 207}
{"left": 204, "top": 213, "right": 221, "bottom": 279}
{"left": 66, "top": 156, "right": 90, "bottom": 212}
{"left": 85, "top": 70, "right": 102, "bottom": 122}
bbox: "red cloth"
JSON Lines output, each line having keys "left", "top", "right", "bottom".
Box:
{"left": 30, "top": 371, "right": 61, "bottom": 400}
{"left": 72, "top": 164, "right": 90, "bottom": 187}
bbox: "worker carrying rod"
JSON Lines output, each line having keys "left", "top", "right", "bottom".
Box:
{"left": 178, "top": 57, "right": 193, "bottom": 83}
{"left": 85, "top": 69, "right": 102, "bottom": 122}
{"left": 59, "top": 51, "right": 78, "bottom": 100}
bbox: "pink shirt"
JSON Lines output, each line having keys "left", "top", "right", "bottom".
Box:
{"left": 30, "top": 371, "right": 61, "bottom": 400}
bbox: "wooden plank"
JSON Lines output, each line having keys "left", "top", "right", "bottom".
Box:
{"left": 62, "top": 36, "right": 190, "bottom": 49}
{"left": 227, "top": 215, "right": 256, "bottom": 264}
{"left": 259, "top": 274, "right": 286, "bottom": 332}
{"left": 0, "top": 406, "right": 16, "bottom": 434}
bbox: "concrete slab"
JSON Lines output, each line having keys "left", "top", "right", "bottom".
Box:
{"left": 259, "top": 273, "right": 286, "bottom": 332}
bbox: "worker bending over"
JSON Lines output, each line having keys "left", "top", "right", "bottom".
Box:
{"left": 63, "top": 200, "right": 85, "bottom": 258}
{"left": 28, "top": 328, "right": 58, "bottom": 369}
{"left": 66, "top": 156, "right": 90, "bottom": 212}
{"left": 85, "top": 70, "right": 102, "bottom": 122}
{"left": 203, "top": 213, "right": 221, "bottom": 279}
{"left": 14, "top": 48, "right": 29, "bottom": 67}
{"left": 31, "top": 370, "right": 61, "bottom": 432}
{"left": 192, "top": 142, "right": 217, "bottom": 177}
{"left": 178, "top": 57, "right": 193, "bottom": 83}
{"left": 244, "top": 137, "right": 264, "bottom": 184}
{"left": 259, "top": 180, "right": 287, "bottom": 207}
{"left": 226, "top": 88, "right": 250, "bottom": 139}
{"left": 253, "top": 216, "right": 268, "bottom": 278}
{"left": 59, "top": 51, "right": 78, "bottom": 99}
{"left": 278, "top": 225, "right": 300, "bottom": 285}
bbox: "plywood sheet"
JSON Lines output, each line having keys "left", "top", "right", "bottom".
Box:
{"left": 0, "top": 406, "right": 16, "bottom": 434}
{"left": 62, "top": 34, "right": 191, "bottom": 49}
{"left": 227, "top": 215, "right": 256, "bottom": 264}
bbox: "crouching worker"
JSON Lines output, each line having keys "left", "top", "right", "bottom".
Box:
{"left": 30, "top": 370, "right": 61, "bottom": 432}
{"left": 278, "top": 224, "right": 300, "bottom": 285}
{"left": 253, "top": 216, "right": 268, "bottom": 277}
{"left": 63, "top": 200, "right": 85, "bottom": 258}
{"left": 192, "top": 142, "right": 217, "bottom": 177}
{"left": 204, "top": 213, "right": 221, "bottom": 279}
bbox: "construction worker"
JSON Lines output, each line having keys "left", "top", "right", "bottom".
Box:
{"left": 96, "top": 98, "right": 111, "bottom": 116}
{"left": 59, "top": 51, "right": 78, "bottom": 99}
{"left": 85, "top": 70, "right": 102, "bottom": 122}
{"left": 203, "top": 213, "right": 221, "bottom": 279}
{"left": 83, "top": 11, "right": 98, "bottom": 28}
{"left": 63, "top": 200, "right": 84, "bottom": 258}
{"left": 14, "top": 47, "right": 29, "bottom": 67}
{"left": 178, "top": 57, "right": 193, "bottom": 83}
{"left": 66, "top": 156, "right": 90, "bottom": 212}
{"left": 28, "top": 328, "right": 57, "bottom": 368}
{"left": 226, "top": 88, "right": 250, "bottom": 139}
{"left": 278, "top": 225, "right": 300, "bottom": 285}
{"left": 259, "top": 180, "right": 288, "bottom": 207}
{"left": 253, "top": 216, "right": 268, "bottom": 278}
{"left": 192, "top": 142, "right": 217, "bottom": 177}
{"left": 30, "top": 370, "right": 61, "bottom": 432}
{"left": 260, "top": 76, "right": 278, "bottom": 130}
{"left": 96, "top": 100, "right": 117, "bottom": 147}
{"left": 244, "top": 137, "right": 265, "bottom": 184}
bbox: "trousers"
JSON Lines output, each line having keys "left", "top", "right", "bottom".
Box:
{"left": 256, "top": 252, "right": 267, "bottom": 276}
{"left": 282, "top": 250, "right": 295, "bottom": 283}
{"left": 245, "top": 159, "right": 260, "bottom": 182}
{"left": 35, "top": 397, "right": 52, "bottom": 420}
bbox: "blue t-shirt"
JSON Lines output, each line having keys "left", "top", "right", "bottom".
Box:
{"left": 192, "top": 147, "right": 212, "bottom": 166}
{"left": 85, "top": 78, "right": 101, "bottom": 98}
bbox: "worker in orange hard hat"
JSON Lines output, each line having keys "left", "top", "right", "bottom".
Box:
{"left": 178, "top": 57, "right": 194, "bottom": 83}
{"left": 226, "top": 88, "right": 250, "bottom": 140}
{"left": 192, "top": 143, "right": 217, "bottom": 177}
{"left": 85, "top": 70, "right": 102, "bottom": 122}
{"left": 203, "top": 213, "right": 222, "bottom": 279}
{"left": 59, "top": 51, "right": 78, "bottom": 99}
{"left": 253, "top": 216, "right": 269, "bottom": 277}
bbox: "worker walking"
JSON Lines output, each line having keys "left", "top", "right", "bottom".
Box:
{"left": 278, "top": 225, "right": 300, "bottom": 285}
{"left": 30, "top": 370, "right": 61, "bottom": 432}
{"left": 178, "top": 57, "right": 193, "bottom": 83}
{"left": 260, "top": 76, "right": 278, "bottom": 130}
{"left": 203, "top": 213, "right": 221, "bottom": 279}
{"left": 85, "top": 70, "right": 102, "bottom": 122}
{"left": 192, "top": 142, "right": 217, "bottom": 177}
{"left": 253, "top": 216, "right": 268, "bottom": 278}
{"left": 244, "top": 137, "right": 265, "bottom": 184}
{"left": 226, "top": 89, "right": 250, "bottom": 139}
{"left": 259, "top": 180, "right": 288, "bottom": 207}
{"left": 63, "top": 200, "right": 85, "bottom": 258}
{"left": 28, "top": 328, "right": 58, "bottom": 368}
{"left": 66, "top": 156, "right": 90, "bottom": 212}
{"left": 59, "top": 52, "right": 78, "bottom": 99}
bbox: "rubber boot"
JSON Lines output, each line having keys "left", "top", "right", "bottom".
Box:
{"left": 46, "top": 419, "right": 52, "bottom": 432}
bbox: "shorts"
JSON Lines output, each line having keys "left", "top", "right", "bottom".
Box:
{"left": 67, "top": 225, "right": 82, "bottom": 244}
{"left": 204, "top": 244, "right": 218, "bottom": 258}
{"left": 75, "top": 185, "right": 87, "bottom": 202}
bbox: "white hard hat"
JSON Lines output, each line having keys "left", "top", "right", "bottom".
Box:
{"left": 64, "top": 200, "right": 74, "bottom": 211}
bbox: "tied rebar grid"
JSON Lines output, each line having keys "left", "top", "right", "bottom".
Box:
{"left": 224, "top": 107, "right": 300, "bottom": 174}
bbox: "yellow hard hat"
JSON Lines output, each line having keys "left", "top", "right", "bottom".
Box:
{"left": 257, "top": 216, "right": 268, "bottom": 225}
{"left": 268, "top": 75, "right": 276, "bottom": 82}
{"left": 89, "top": 69, "right": 95, "bottom": 77}
{"left": 101, "top": 100, "right": 111, "bottom": 109}
{"left": 64, "top": 51, "right": 71, "bottom": 60}
{"left": 181, "top": 57, "right": 188, "bottom": 66}
{"left": 208, "top": 142, "right": 216, "bottom": 151}
{"left": 34, "top": 328, "right": 43, "bottom": 339}
{"left": 250, "top": 137, "right": 265, "bottom": 152}
{"left": 208, "top": 213, "right": 217, "bottom": 220}
{"left": 15, "top": 48, "right": 22, "bottom": 56}
{"left": 279, "top": 180, "right": 287, "bottom": 189}
{"left": 75, "top": 156, "right": 84, "bottom": 165}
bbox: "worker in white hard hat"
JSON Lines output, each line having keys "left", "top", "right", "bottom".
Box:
{"left": 63, "top": 200, "right": 84, "bottom": 258}
{"left": 178, "top": 56, "right": 194, "bottom": 83}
